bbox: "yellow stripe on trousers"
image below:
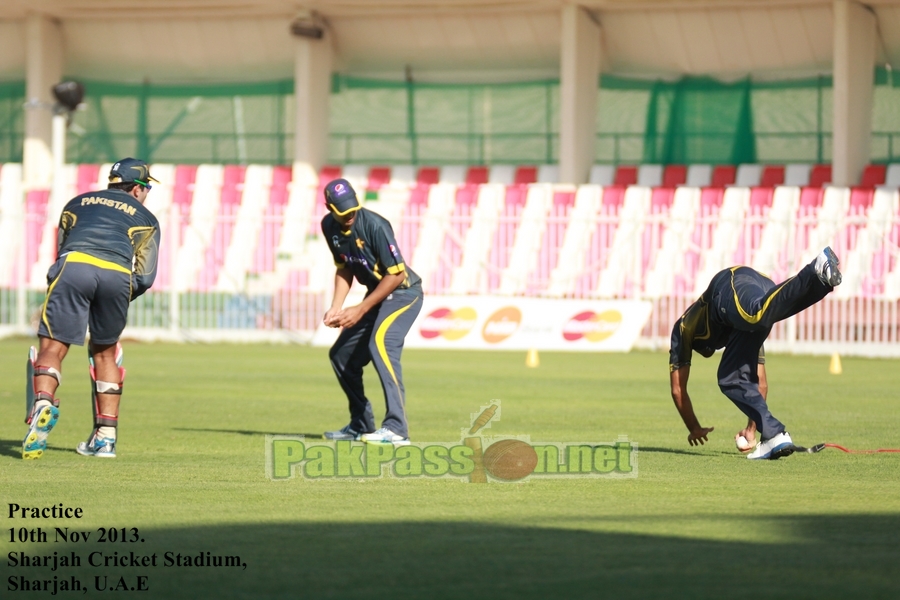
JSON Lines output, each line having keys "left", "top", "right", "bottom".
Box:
{"left": 374, "top": 296, "right": 420, "bottom": 393}
{"left": 730, "top": 266, "right": 792, "bottom": 325}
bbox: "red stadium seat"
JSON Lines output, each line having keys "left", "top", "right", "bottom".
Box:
{"left": 662, "top": 165, "right": 687, "bottom": 188}
{"left": 759, "top": 165, "right": 785, "bottom": 187}
{"left": 417, "top": 166, "right": 440, "bottom": 185}
{"left": 466, "top": 166, "right": 489, "bottom": 185}
{"left": 367, "top": 166, "right": 392, "bottom": 190}
{"left": 319, "top": 165, "right": 342, "bottom": 184}
{"left": 514, "top": 166, "right": 538, "bottom": 185}
{"left": 859, "top": 164, "right": 886, "bottom": 189}
{"left": 614, "top": 165, "right": 637, "bottom": 186}
{"left": 808, "top": 164, "right": 832, "bottom": 188}
{"left": 710, "top": 165, "right": 736, "bottom": 188}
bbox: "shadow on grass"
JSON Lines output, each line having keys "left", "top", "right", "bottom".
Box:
{"left": 16, "top": 515, "right": 899, "bottom": 600}
{"left": 0, "top": 437, "right": 23, "bottom": 458}
{"left": 172, "top": 428, "right": 325, "bottom": 439}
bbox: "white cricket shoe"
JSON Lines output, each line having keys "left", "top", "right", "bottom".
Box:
{"left": 815, "top": 247, "right": 842, "bottom": 287}
{"left": 324, "top": 424, "right": 365, "bottom": 441}
{"left": 747, "top": 431, "right": 795, "bottom": 460}
{"left": 360, "top": 427, "right": 410, "bottom": 447}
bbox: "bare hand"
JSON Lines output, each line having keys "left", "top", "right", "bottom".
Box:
{"left": 334, "top": 304, "right": 365, "bottom": 328}
{"left": 688, "top": 426, "right": 714, "bottom": 446}
{"left": 323, "top": 308, "right": 341, "bottom": 328}
{"left": 735, "top": 427, "right": 757, "bottom": 453}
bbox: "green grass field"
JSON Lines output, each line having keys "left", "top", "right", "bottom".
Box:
{"left": 1, "top": 337, "right": 899, "bottom": 599}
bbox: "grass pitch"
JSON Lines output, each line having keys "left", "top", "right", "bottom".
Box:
{"left": 1, "top": 337, "right": 899, "bottom": 599}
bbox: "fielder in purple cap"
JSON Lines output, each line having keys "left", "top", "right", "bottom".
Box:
{"left": 320, "top": 178, "right": 423, "bottom": 446}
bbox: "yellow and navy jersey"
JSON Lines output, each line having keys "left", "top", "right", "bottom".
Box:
{"left": 56, "top": 189, "right": 161, "bottom": 299}
{"left": 321, "top": 208, "right": 421, "bottom": 294}
{"left": 669, "top": 268, "right": 766, "bottom": 371}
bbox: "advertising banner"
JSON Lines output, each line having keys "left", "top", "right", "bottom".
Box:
{"left": 312, "top": 295, "right": 652, "bottom": 351}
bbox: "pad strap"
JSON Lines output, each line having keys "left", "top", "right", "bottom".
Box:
{"left": 34, "top": 365, "right": 62, "bottom": 385}
{"left": 96, "top": 413, "right": 118, "bottom": 427}
{"left": 95, "top": 380, "right": 123, "bottom": 395}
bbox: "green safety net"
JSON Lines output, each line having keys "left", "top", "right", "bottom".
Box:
{"left": 1, "top": 68, "right": 899, "bottom": 166}
{"left": 0, "top": 81, "right": 25, "bottom": 163}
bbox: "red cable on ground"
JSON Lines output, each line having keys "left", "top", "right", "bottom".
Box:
{"left": 823, "top": 443, "right": 900, "bottom": 454}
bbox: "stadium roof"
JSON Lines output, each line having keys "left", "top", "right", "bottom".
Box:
{"left": 1, "top": 1, "right": 898, "bottom": 83}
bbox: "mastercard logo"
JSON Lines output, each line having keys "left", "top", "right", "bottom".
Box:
{"left": 420, "top": 307, "right": 477, "bottom": 340}
{"left": 562, "top": 310, "right": 622, "bottom": 342}
{"left": 481, "top": 307, "right": 522, "bottom": 344}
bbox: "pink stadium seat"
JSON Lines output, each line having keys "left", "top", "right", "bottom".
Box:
{"left": 367, "top": 166, "right": 392, "bottom": 191}
{"left": 859, "top": 164, "right": 886, "bottom": 189}
{"left": 750, "top": 187, "right": 774, "bottom": 208}
{"left": 710, "top": 165, "right": 736, "bottom": 188}
{"left": 700, "top": 188, "right": 725, "bottom": 208}
{"left": 760, "top": 165, "right": 785, "bottom": 188}
{"left": 662, "top": 165, "right": 687, "bottom": 188}
{"left": 198, "top": 166, "right": 246, "bottom": 289}
{"left": 486, "top": 185, "right": 529, "bottom": 292}
{"left": 25, "top": 190, "right": 51, "bottom": 273}
{"left": 466, "top": 166, "right": 489, "bottom": 185}
{"left": 417, "top": 167, "right": 440, "bottom": 185}
{"left": 849, "top": 188, "right": 874, "bottom": 212}
{"left": 76, "top": 164, "right": 101, "bottom": 195}
{"left": 808, "top": 165, "right": 832, "bottom": 188}
{"left": 172, "top": 165, "right": 198, "bottom": 245}
{"left": 799, "top": 187, "right": 825, "bottom": 208}
{"left": 614, "top": 166, "right": 638, "bottom": 187}
{"left": 514, "top": 166, "right": 537, "bottom": 185}
{"left": 252, "top": 166, "right": 292, "bottom": 275}
{"left": 651, "top": 188, "right": 675, "bottom": 209}
{"left": 601, "top": 186, "right": 626, "bottom": 210}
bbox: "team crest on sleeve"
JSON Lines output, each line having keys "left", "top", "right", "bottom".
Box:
{"left": 332, "top": 235, "right": 340, "bottom": 248}
{"left": 389, "top": 244, "right": 399, "bottom": 258}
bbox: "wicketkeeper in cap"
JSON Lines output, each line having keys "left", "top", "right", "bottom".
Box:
{"left": 320, "top": 178, "right": 424, "bottom": 446}
{"left": 22, "top": 158, "right": 161, "bottom": 459}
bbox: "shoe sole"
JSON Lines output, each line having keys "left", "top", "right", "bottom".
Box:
{"left": 748, "top": 442, "right": 795, "bottom": 460}
{"left": 824, "top": 248, "right": 842, "bottom": 286}
{"left": 22, "top": 406, "right": 59, "bottom": 460}
{"left": 361, "top": 437, "right": 411, "bottom": 447}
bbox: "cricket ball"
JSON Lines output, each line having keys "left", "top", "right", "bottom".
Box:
{"left": 483, "top": 439, "right": 538, "bottom": 481}
{"left": 735, "top": 435, "right": 753, "bottom": 452}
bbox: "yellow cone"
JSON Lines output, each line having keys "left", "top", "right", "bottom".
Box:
{"left": 525, "top": 348, "right": 540, "bottom": 368}
{"left": 829, "top": 352, "right": 842, "bottom": 375}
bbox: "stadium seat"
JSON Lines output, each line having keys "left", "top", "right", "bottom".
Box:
{"left": 489, "top": 165, "right": 516, "bottom": 185}
{"left": 466, "top": 165, "right": 489, "bottom": 185}
{"left": 885, "top": 164, "right": 900, "bottom": 188}
{"left": 440, "top": 165, "right": 467, "bottom": 184}
{"left": 513, "top": 165, "right": 538, "bottom": 185}
{"left": 637, "top": 165, "right": 663, "bottom": 187}
{"left": 417, "top": 166, "right": 440, "bottom": 185}
{"left": 710, "top": 165, "right": 737, "bottom": 188}
{"left": 735, "top": 164, "right": 762, "bottom": 187}
{"left": 390, "top": 165, "right": 417, "bottom": 186}
{"left": 662, "top": 165, "right": 687, "bottom": 188}
{"left": 367, "top": 166, "right": 392, "bottom": 190}
{"left": 319, "top": 165, "right": 342, "bottom": 185}
{"left": 536, "top": 165, "right": 558, "bottom": 183}
{"left": 589, "top": 165, "right": 615, "bottom": 185}
{"left": 859, "top": 164, "right": 886, "bottom": 188}
{"left": 685, "top": 165, "right": 712, "bottom": 187}
{"left": 760, "top": 165, "right": 786, "bottom": 187}
{"left": 808, "top": 164, "right": 832, "bottom": 188}
{"left": 615, "top": 165, "right": 638, "bottom": 186}
{"left": 784, "top": 164, "right": 812, "bottom": 186}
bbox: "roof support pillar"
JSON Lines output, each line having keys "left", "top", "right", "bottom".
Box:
{"left": 832, "top": 0, "right": 876, "bottom": 186}
{"left": 559, "top": 5, "right": 601, "bottom": 185}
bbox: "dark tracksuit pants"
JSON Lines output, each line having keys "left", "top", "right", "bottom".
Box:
{"left": 710, "top": 261, "right": 832, "bottom": 439}
{"left": 329, "top": 286, "right": 423, "bottom": 438}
